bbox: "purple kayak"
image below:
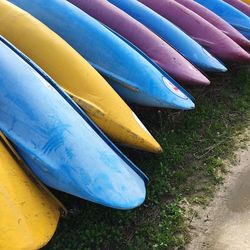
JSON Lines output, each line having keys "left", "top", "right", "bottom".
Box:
{"left": 139, "top": 0, "right": 250, "bottom": 63}
{"left": 176, "top": 0, "right": 250, "bottom": 51}
{"left": 68, "top": 0, "right": 209, "bottom": 86}
{"left": 224, "top": 0, "right": 250, "bottom": 17}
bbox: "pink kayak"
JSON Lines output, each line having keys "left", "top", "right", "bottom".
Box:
{"left": 176, "top": 0, "right": 250, "bottom": 51}
{"left": 139, "top": 0, "right": 250, "bottom": 63}
{"left": 68, "top": 0, "right": 209, "bottom": 85}
{"left": 224, "top": 0, "right": 250, "bottom": 17}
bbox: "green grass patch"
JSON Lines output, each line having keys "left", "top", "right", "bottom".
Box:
{"left": 45, "top": 66, "right": 250, "bottom": 250}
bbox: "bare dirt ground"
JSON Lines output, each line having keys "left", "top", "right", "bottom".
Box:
{"left": 187, "top": 131, "right": 250, "bottom": 250}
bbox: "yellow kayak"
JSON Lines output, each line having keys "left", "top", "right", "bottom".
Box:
{"left": 242, "top": 0, "right": 250, "bottom": 4}
{"left": 0, "top": 0, "right": 161, "bottom": 153}
{"left": 0, "top": 133, "right": 62, "bottom": 250}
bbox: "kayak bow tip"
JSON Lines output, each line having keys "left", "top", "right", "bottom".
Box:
{"left": 91, "top": 174, "right": 147, "bottom": 210}
{"left": 170, "top": 95, "right": 195, "bottom": 110}
{"left": 189, "top": 73, "right": 211, "bottom": 86}
{"left": 202, "top": 57, "right": 228, "bottom": 73}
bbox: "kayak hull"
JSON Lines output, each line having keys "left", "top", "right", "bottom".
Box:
{"left": 139, "top": 0, "right": 250, "bottom": 63}
{"left": 104, "top": 0, "right": 226, "bottom": 73}
{"left": 0, "top": 37, "right": 147, "bottom": 210}
{"left": 69, "top": 0, "right": 210, "bottom": 85}
{"left": 0, "top": 133, "right": 60, "bottom": 250}
{"left": 195, "top": 0, "right": 250, "bottom": 40}
{"left": 0, "top": 1, "right": 161, "bottom": 153}
{"left": 9, "top": 0, "right": 195, "bottom": 110}
{"left": 176, "top": 0, "right": 250, "bottom": 50}
{"left": 242, "top": 0, "right": 250, "bottom": 4}
{"left": 224, "top": 0, "right": 250, "bottom": 17}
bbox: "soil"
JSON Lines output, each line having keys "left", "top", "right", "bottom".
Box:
{"left": 187, "top": 134, "right": 250, "bottom": 250}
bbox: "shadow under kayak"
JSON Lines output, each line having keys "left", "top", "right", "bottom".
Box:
{"left": 0, "top": 36, "right": 148, "bottom": 210}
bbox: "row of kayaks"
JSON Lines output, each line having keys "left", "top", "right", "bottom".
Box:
{"left": 0, "top": 0, "right": 250, "bottom": 249}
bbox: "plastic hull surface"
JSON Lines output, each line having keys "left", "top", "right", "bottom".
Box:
{"left": 139, "top": 0, "right": 250, "bottom": 63}
{"left": 242, "top": 0, "right": 250, "bottom": 4}
{"left": 224, "top": 0, "right": 250, "bottom": 17}
{"left": 69, "top": 0, "right": 210, "bottom": 85}
{"left": 0, "top": 134, "right": 60, "bottom": 250}
{"left": 0, "top": 37, "right": 148, "bottom": 210}
{"left": 0, "top": 1, "right": 162, "bottom": 153}
{"left": 176, "top": 0, "right": 250, "bottom": 50}
{"left": 104, "top": 0, "right": 226, "bottom": 72}
{"left": 196, "top": 0, "right": 250, "bottom": 39}
{"left": 9, "top": 0, "right": 195, "bottom": 110}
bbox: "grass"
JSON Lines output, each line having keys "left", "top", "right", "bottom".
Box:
{"left": 45, "top": 66, "right": 250, "bottom": 250}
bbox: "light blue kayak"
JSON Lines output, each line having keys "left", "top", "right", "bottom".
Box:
{"left": 9, "top": 0, "right": 195, "bottom": 110}
{"left": 107, "top": 0, "right": 227, "bottom": 72}
{"left": 196, "top": 0, "right": 250, "bottom": 39}
{"left": 0, "top": 36, "right": 148, "bottom": 210}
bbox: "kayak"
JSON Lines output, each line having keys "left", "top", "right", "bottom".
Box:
{"left": 103, "top": 0, "right": 227, "bottom": 73}
{"left": 9, "top": 0, "right": 195, "bottom": 111}
{"left": 0, "top": 36, "right": 148, "bottom": 210}
{"left": 176, "top": 0, "right": 250, "bottom": 51}
{"left": 139, "top": 0, "right": 250, "bottom": 63}
{"left": 0, "top": 133, "right": 61, "bottom": 250}
{"left": 242, "top": 0, "right": 250, "bottom": 4}
{"left": 224, "top": 0, "right": 250, "bottom": 17}
{"left": 195, "top": 0, "right": 250, "bottom": 39}
{"left": 68, "top": 0, "right": 210, "bottom": 85}
{"left": 0, "top": 1, "right": 161, "bottom": 153}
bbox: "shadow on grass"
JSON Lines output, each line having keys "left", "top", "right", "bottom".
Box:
{"left": 45, "top": 66, "right": 250, "bottom": 250}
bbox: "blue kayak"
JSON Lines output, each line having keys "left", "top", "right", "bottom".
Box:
{"left": 196, "top": 0, "right": 250, "bottom": 39}
{"left": 107, "top": 0, "right": 227, "bottom": 73}
{"left": 9, "top": 0, "right": 195, "bottom": 110}
{"left": 0, "top": 36, "right": 148, "bottom": 210}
